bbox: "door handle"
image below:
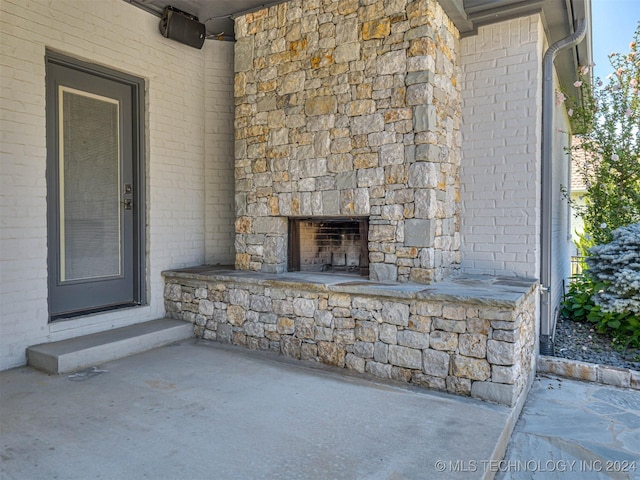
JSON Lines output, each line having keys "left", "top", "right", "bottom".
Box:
{"left": 122, "top": 184, "right": 133, "bottom": 210}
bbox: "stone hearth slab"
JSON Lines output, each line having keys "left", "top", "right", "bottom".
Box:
{"left": 164, "top": 265, "right": 536, "bottom": 306}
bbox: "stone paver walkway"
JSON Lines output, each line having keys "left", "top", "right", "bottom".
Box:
{"left": 499, "top": 374, "right": 640, "bottom": 480}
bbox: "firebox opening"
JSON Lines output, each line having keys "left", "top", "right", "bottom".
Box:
{"left": 288, "top": 217, "right": 369, "bottom": 276}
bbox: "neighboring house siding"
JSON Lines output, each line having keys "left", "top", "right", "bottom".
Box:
{"left": 0, "top": 0, "right": 235, "bottom": 369}
{"left": 569, "top": 145, "right": 589, "bottom": 250}
{"left": 459, "top": 15, "right": 543, "bottom": 278}
{"left": 570, "top": 190, "right": 586, "bottom": 244}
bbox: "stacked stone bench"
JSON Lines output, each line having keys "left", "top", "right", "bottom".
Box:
{"left": 164, "top": 267, "right": 537, "bottom": 407}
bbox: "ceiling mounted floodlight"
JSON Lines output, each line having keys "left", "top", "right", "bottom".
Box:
{"left": 159, "top": 6, "right": 205, "bottom": 49}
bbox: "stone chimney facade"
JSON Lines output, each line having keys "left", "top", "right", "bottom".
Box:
{"left": 233, "top": 0, "right": 462, "bottom": 283}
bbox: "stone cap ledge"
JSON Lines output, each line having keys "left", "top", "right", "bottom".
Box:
{"left": 162, "top": 265, "right": 537, "bottom": 309}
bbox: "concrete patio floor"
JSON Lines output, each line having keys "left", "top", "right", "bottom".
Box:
{"left": 3, "top": 340, "right": 639, "bottom": 480}
{"left": 1, "top": 339, "right": 515, "bottom": 480}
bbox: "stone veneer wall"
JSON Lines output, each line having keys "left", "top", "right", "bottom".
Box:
{"left": 233, "top": 0, "right": 462, "bottom": 283}
{"left": 164, "top": 271, "right": 537, "bottom": 406}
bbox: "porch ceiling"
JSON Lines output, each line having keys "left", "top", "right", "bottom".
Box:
{"left": 125, "top": 0, "right": 592, "bottom": 91}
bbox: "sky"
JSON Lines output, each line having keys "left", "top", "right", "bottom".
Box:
{"left": 591, "top": 0, "right": 639, "bottom": 80}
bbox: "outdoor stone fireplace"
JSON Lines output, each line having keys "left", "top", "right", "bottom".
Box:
{"left": 161, "top": 0, "right": 539, "bottom": 409}
{"left": 233, "top": 0, "right": 461, "bottom": 284}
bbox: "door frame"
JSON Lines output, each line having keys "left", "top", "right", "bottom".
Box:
{"left": 45, "top": 51, "right": 146, "bottom": 320}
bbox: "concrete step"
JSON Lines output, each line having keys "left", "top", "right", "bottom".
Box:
{"left": 27, "top": 318, "right": 194, "bottom": 374}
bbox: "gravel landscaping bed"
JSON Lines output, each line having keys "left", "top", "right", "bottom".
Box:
{"left": 554, "top": 315, "right": 640, "bottom": 371}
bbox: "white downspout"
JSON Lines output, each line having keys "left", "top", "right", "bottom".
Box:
{"left": 539, "top": 19, "right": 587, "bottom": 355}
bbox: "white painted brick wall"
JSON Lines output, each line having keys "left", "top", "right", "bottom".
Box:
{"left": 0, "top": 0, "right": 235, "bottom": 370}
{"left": 551, "top": 102, "right": 573, "bottom": 314}
{"left": 459, "top": 15, "right": 544, "bottom": 278}
{"left": 205, "top": 44, "right": 235, "bottom": 265}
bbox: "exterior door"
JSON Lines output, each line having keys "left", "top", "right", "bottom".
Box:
{"left": 46, "top": 53, "right": 144, "bottom": 319}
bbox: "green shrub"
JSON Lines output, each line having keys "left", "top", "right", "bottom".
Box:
{"left": 586, "top": 223, "right": 640, "bottom": 315}
{"left": 562, "top": 272, "right": 640, "bottom": 347}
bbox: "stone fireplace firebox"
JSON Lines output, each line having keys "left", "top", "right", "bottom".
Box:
{"left": 233, "top": 0, "right": 461, "bottom": 284}
{"left": 288, "top": 217, "right": 369, "bottom": 275}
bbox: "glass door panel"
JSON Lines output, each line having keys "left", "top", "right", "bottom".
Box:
{"left": 59, "top": 87, "right": 122, "bottom": 282}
